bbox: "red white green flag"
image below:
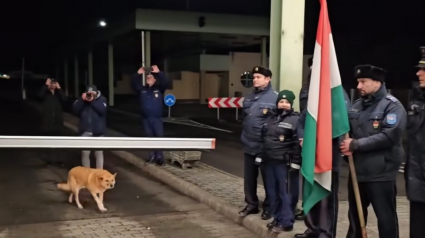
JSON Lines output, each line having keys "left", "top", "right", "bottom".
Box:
{"left": 301, "top": 0, "right": 350, "bottom": 214}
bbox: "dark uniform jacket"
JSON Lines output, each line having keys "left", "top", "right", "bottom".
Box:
{"left": 348, "top": 86, "right": 406, "bottom": 182}
{"left": 406, "top": 86, "right": 425, "bottom": 203}
{"left": 72, "top": 92, "right": 107, "bottom": 136}
{"left": 131, "top": 72, "right": 169, "bottom": 118}
{"left": 297, "top": 86, "right": 351, "bottom": 172}
{"left": 38, "top": 86, "right": 66, "bottom": 133}
{"left": 241, "top": 83, "right": 278, "bottom": 156}
{"left": 261, "top": 109, "right": 301, "bottom": 165}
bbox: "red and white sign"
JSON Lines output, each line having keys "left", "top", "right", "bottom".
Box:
{"left": 208, "top": 97, "right": 244, "bottom": 108}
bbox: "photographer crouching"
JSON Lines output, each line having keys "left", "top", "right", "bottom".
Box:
{"left": 131, "top": 65, "right": 169, "bottom": 166}
{"left": 72, "top": 85, "right": 107, "bottom": 169}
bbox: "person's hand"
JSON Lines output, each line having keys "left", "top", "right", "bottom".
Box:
{"left": 340, "top": 138, "right": 353, "bottom": 156}
{"left": 299, "top": 138, "right": 303, "bottom": 147}
{"left": 151, "top": 65, "right": 160, "bottom": 73}
{"left": 55, "top": 82, "right": 61, "bottom": 89}
{"left": 46, "top": 78, "right": 51, "bottom": 86}
{"left": 82, "top": 93, "right": 87, "bottom": 101}
{"left": 137, "top": 67, "right": 145, "bottom": 75}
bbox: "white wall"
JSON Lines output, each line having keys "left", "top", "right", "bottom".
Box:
{"left": 200, "top": 55, "right": 230, "bottom": 71}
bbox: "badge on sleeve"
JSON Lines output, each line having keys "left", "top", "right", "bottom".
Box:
{"left": 263, "top": 108, "right": 268, "bottom": 114}
{"left": 279, "top": 135, "right": 285, "bottom": 141}
{"left": 155, "top": 93, "right": 158, "bottom": 98}
{"left": 372, "top": 120, "right": 379, "bottom": 129}
{"left": 386, "top": 113, "right": 397, "bottom": 125}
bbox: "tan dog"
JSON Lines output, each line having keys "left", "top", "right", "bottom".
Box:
{"left": 57, "top": 166, "right": 117, "bottom": 212}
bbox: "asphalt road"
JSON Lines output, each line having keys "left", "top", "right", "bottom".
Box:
{"left": 0, "top": 95, "right": 259, "bottom": 238}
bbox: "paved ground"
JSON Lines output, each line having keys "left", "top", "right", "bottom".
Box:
{"left": 57, "top": 111, "right": 411, "bottom": 238}
{"left": 97, "top": 105, "right": 408, "bottom": 201}
{"left": 0, "top": 95, "right": 260, "bottom": 238}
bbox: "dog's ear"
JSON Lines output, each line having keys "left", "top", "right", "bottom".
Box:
{"left": 113, "top": 173, "right": 117, "bottom": 178}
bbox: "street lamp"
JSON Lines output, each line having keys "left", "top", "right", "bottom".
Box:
{"left": 99, "top": 20, "right": 107, "bottom": 27}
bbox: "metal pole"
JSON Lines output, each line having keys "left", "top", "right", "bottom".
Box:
{"left": 145, "top": 31, "right": 151, "bottom": 67}
{"left": 64, "top": 58, "right": 69, "bottom": 97}
{"left": 108, "top": 44, "right": 114, "bottom": 107}
{"left": 88, "top": 51, "right": 93, "bottom": 85}
{"left": 168, "top": 106, "right": 171, "bottom": 118}
{"left": 141, "top": 31, "right": 146, "bottom": 87}
{"left": 235, "top": 108, "right": 238, "bottom": 120}
{"left": 217, "top": 108, "right": 220, "bottom": 120}
{"left": 261, "top": 37, "right": 267, "bottom": 67}
{"left": 21, "top": 57, "right": 25, "bottom": 99}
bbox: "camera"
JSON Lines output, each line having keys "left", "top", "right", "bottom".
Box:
{"left": 143, "top": 66, "right": 154, "bottom": 74}
{"left": 86, "top": 93, "right": 93, "bottom": 100}
{"left": 50, "top": 78, "right": 57, "bottom": 83}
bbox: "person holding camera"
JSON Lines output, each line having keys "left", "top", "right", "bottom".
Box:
{"left": 38, "top": 78, "right": 67, "bottom": 166}
{"left": 131, "top": 65, "right": 169, "bottom": 166}
{"left": 72, "top": 85, "right": 107, "bottom": 169}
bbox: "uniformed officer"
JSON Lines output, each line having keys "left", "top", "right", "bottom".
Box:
{"left": 238, "top": 66, "right": 277, "bottom": 220}
{"left": 261, "top": 90, "right": 301, "bottom": 233}
{"left": 295, "top": 56, "right": 313, "bottom": 221}
{"left": 340, "top": 65, "right": 406, "bottom": 238}
{"left": 131, "top": 65, "right": 169, "bottom": 166}
{"left": 295, "top": 72, "right": 351, "bottom": 238}
{"left": 405, "top": 47, "right": 425, "bottom": 238}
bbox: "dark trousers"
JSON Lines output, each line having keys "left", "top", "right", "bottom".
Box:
{"left": 264, "top": 162, "right": 294, "bottom": 227}
{"left": 305, "top": 171, "right": 339, "bottom": 238}
{"left": 410, "top": 201, "right": 425, "bottom": 238}
{"left": 244, "top": 153, "right": 269, "bottom": 210}
{"left": 40, "top": 130, "right": 63, "bottom": 164}
{"left": 346, "top": 179, "right": 398, "bottom": 238}
{"left": 142, "top": 117, "right": 164, "bottom": 160}
{"left": 290, "top": 169, "right": 300, "bottom": 214}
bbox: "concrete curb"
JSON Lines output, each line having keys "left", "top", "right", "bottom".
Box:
{"left": 28, "top": 101, "right": 290, "bottom": 238}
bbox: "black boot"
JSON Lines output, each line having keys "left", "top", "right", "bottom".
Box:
{"left": 294, "top": 229, "right": 318, "bottom": 238}
{"left": 272, "top": 224, "right": 293, "bottom": 232}
{"left": 266, "top": 219, "right": 277, "bottom": 230}
{"left": 261, "top": 210, "right": 272, "bottom": 220}
{"left": 238, "top": 206, "right": 260, "bottom": 217}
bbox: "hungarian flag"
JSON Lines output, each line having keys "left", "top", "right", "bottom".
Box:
{"left": 301, "top": 0, "right": 350, "bottom": 214}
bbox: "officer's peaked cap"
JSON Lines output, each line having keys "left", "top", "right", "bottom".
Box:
{"left": 354, "top": 64, "right": 387, "bottom": 83}
{"left": 252, "top": 66, "right": 272, "bottom": 78}
{"left": 415, "top": 46, "right": 425, "bottom": 69}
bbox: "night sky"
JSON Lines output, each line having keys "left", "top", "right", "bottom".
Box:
{"left": 1, "top": 0, "right": 425, "bottom": 89}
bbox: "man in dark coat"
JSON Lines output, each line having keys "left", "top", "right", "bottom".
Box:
{"left": 38, "top": 78, "right": 66, "bottom": 166}
{"left": 406, "top": 46, "right": 425, "bottom": 238}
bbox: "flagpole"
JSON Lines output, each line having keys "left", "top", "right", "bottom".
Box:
{"left": 345, "top": 133, "right": 368, "bottom": 238}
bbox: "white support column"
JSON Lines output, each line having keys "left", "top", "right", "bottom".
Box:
{"left": 88, "top": 51, "right": 93, "bottom": 85}
{"left": 64, "top": 58, "right": 69, "bottom": 97}
{"left": 261, "top": 36, "right": 267, "bottom": 67}
{"left": 279, "top": 0, "right": 306, "bottom": 111}
{"left": 269, "top": 0, "right": 282, "bottom": 90}
{"left": 108, "top": 43, "right": 114, "bottom": 107}
{"left": 145, "top": 31, "right": 151, "bottom": 67}
{"left": 74, "top": 55, "right": 79, "bottom": 98}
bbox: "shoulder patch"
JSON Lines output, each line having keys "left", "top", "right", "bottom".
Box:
{"left": 385, "top": 95, "right": 399, "bottom": 103}
{"left": 386, "top": 113, "right": 397, "bottom": 125}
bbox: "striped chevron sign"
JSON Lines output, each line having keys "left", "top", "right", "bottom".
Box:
{"left": 208, "top": 97, "right": 244, "bottom": 108}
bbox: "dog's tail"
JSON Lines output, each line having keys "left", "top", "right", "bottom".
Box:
{"left": 57, "top": 183, "right": 71, "bottom": 191}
